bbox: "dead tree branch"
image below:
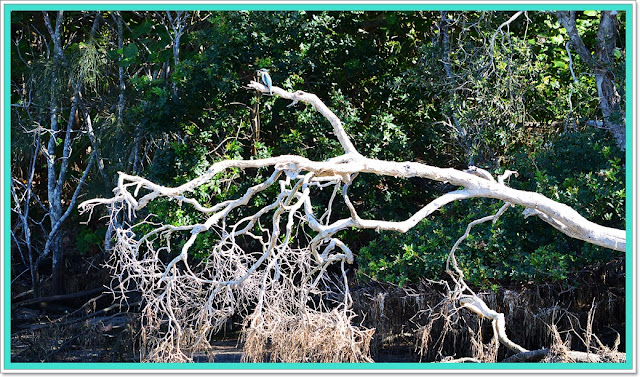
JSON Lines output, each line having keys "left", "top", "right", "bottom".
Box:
{"left": 80, "top": 80, "right": 625, "bottom": 362}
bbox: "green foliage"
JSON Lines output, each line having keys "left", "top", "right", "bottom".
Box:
{"left": 68, "top": 39, "right": 108, "bottom": 93}
{"left": 508, "top": 128, "right": 625, "bottom": 229}
{"left": 357, "top": 220, "right": 453, "bottom": 287}
{"left": 356, "top": 128, "right": 624, "bottom": 288}
{"left": 76, "top": 227, "right": 107, "bottom": 255}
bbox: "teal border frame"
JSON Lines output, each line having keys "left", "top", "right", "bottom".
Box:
{"left": 2, "top": 1, "right": 635, "bottom": 372}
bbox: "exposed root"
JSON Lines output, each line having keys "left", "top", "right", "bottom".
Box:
{"left": 241, "top": 305, "right": 374, "bottom": 363}
{"left": 439, "top": 200, "right": 529, "bottom": 358}
{"left": 541, "top": 324, "right": 573, "bottom": 363}
{"left": 415, "top": 285, "right": 461, "bottom": 361}
{"left": 469, "top": 322, "right": 499, "bottom": 363}
{"left": 503, "top": 302, "right": 626, "bottom": 363}
{"left": 540, "top": 302, "right": 626, "bottom": 363}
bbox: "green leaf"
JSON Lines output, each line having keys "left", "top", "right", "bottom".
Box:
{"left": 132, "top": 20, "right": 154, "bottom": 39}
{"left": 106, "top": 49, "right": 120, "bottom": 60}
{"left": 123, "top": 43, "right": 139, "bottom": 59}
{"left": 118, "top": 57, "right": 134, "bottom": 67}
{"left": 550, "top": 35, "right": 564, "bottom": 45}
{"left": 583, "top": 10, "right": 599, "bottom": 17}
{"left": 386, "top": 13, "right": 397, "bottom": 26}
{"left": 553, "top": 60, "right": 567, "bottom": 68}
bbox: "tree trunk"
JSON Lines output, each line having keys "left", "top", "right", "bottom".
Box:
{"left": 42, "top": 11, "right": 96, "bottom": 295}
{"left": 594, "top": 11, "right": 625, "bottom": 148}
{"left": 12, "top": 129, "right": 42, "bottom": 297}
{"left": 169, "top": 11, "right": 184, "bottom": 98}
{"left": 103, "top": 11, "right": 127, "bottom": 253}
{"left": 43, "top": 11, "right": 64, "bottom": 296}
{"left": 555, "top": 11, "right": 625, "bottom": 149}
{"left": 439, "top": 12, "right": 472, "bottom": 163}
{"left": 116, "top": 11, "right": 125, "bottom": 122}
{"left": 50, "top": 223, "right": 64, "bottom": 294}
{"left": 79, "top": 82, "right": 626, "bottom": 363}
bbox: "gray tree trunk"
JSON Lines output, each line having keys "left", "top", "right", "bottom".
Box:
{"left": 43, "top": 11, "right": 65, "bottom": 295}
{"left": 439, "top": 12, "right": 472, "bottom": 163}
{"left": 116, "top": 11, "right": 125, "bottom": 122}
{"left": 594, "top": 11, "right": 625, "bottom": 148}
{"left": 555, "top": 11, "right": 625, "bottom": 149}
{"left": 160, "top": 11, "right": 187, "bottom": 98}
{"left": 41, "top": 11, "right": 98, "bottom": 295}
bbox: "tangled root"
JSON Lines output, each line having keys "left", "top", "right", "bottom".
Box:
{"left": 241, "top": 305, "right": 374, "bottom": 363}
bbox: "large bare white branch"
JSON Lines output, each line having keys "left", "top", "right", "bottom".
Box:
{"left": 248, "top": 80, "right": 360, "bottom": 156}
{"left": 81, "top": 82, "right": 625, "bottom": 252}
{"left": 82, "top": 151, "right": 625, "bottom": 252}
{"left": 79, "top": 80, "right": 624, "bottom": 362}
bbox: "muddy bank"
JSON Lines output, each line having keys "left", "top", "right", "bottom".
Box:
{"left": 11, "top": 258, "right": 624, "bottom": 363}
{"left": 350, "top": 258, "right": 625, "bottom": 362}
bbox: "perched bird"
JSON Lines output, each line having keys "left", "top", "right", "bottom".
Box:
{"left": 257, "top": 68, "right": 272, "bottom": 95}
